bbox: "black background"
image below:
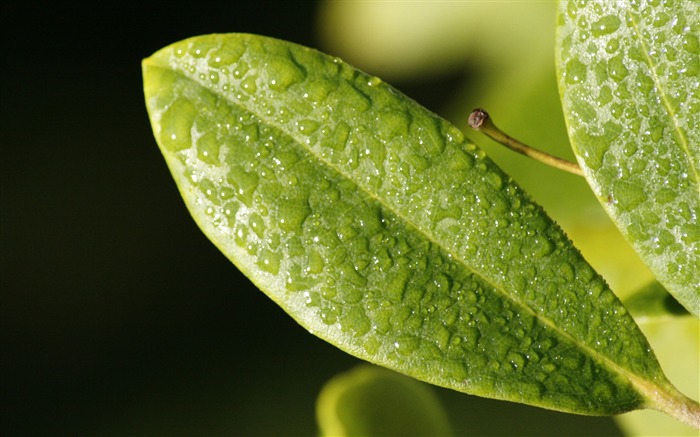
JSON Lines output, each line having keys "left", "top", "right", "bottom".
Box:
{"left": 1, "top": 2, "right": 621, "bottom": 435}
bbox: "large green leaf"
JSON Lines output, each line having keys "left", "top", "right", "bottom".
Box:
{"left": 143, "top": 34, "right": 689, "bottom": 417}
{"left": 555, "top": 0, "right": 700, "bottom": 316}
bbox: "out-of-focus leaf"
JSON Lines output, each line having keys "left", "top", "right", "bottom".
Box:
{"left": 317, "top": 1, "right": 554, "bottom": 80}
{"left": 625, "top": 281, "right": 689, "bottom": 319}
{"left": 556, "top": 0, "right": 700, "bottom": 316}
{"left": 316, "top": 365, "right": 452, "bottom": 436}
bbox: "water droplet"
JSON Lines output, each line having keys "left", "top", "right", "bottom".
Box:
{"left": 267, "top": 57, "right": 306, "bottom": 90}
{"left": 449, "top": 149, "right": 474, "bottom": 171}
{"left": 306, "top": 250, "right": 324, "bottom": 274}
{"left": 605, "top": 38, "right": 620, "bottom": 54}
{"left": 386, "top": 270, "right": 409, "bottom": 302}
{"left": 321, "top": 121, "right": 350, "bottom": 151}
{"left": 196, "top": 132, "right": 221, "bottom": 165}
{"left": 608, "top": 55, "right": 628, "bottom": 80}
{"left": 598, "top": 85, "right": 613, "bottom": 105}
{"left": 376, "top": 109, "right": 412, "bottom": 141}
{"left": 208, "top": 45, "right": 244, "bottom": 67}
{"left": 249, "top": 212, "right": 265, "bottom": 238}
{"left": 463, "top": 327, "right": 480, "bottom": 346}
{"left": 367, "top": 76, "right": 382, "bottom": 87}
{"left": 197, "top": 178, "right": 220, "bottom": 205}
{"left": 342, "top": 287, "right": 364, "bottom": 304}
{"left": 652, "top": 11, "right": 671, "bottom": 28}
{"left": 233, "top": 61, "right": 250, "bottom": 78}
{"left": 223, "top": 200, "right": 239, "bottom": 218}
{"left": 189, "top": 40, "right": 216, "bottom": 58}
{"left": 304, "top": 291, "right": 320, "bottom": 308}
{"left": 256, "top": 248, "right": 280, "bottom": 274}
{"left": 682, "top": 32, "right": 699, "bottom": 54}
{"left": 393, "top": 336, "right": 419, "bottom": 355}
{"left": 530, "top": 236, "right": 554, "bottom": 259}
{"left": 241, "top": 75, "right": 258, "bottom": 94}
{"left": 404, "top": 152, "right": 430, "bottom": 171}
{"left": 297, "top": 119, "right": 319, "bottom": 135}
{"left": 527, "top": 350, "right": 540, "bottom": 363}
{"left": 277, "top": 198, "right": 311, "bottom": 232}
{"left": 542, "top": 362, "right": 557, "bottom": 373}
{"left": 321, "top": 286, "right": 336, "bottom": 300}
{"left": 160, "top": 98, "right": 196, "bottom": 151}
{"left": 591, "top": 15, "right": 621, "bottom": 37}
{"left": 320, "top": 305, "right": 340, "bottom": 325}
{"left": 485, "top": 172, "right": 503, "bottom": 189}
{"left": 508, "top": 352, "right": 526, "bottom": 370}
{"left": 234, "top": 225, "right": 248, "bottom": 248}
{"left": 340, "top": 306, "right": 371, "bottom": 336}
{"left": 577, "top": 132, "right": 608, "bottom": 170}
{"left": 565, "top": 59, "right": 587, "bottom": 84}
{"left": 433, "top": 324, "right": 451, "bottom": 350}
{"left": 287, "top": 264, "right": 315, "bottom": 291}
{"left": 227, "top": 166, "right": 259, "bottom": 207}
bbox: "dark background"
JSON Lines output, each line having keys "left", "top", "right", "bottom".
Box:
{"left": 1, "top": 2, "right": 622, "bottom": 435}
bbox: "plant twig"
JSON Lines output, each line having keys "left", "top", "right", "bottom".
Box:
{"left": 468, "top": 108, "right": 584, "bottom": 177}
{"left": 641, "top": 376, "right": 700, "bottom": 430}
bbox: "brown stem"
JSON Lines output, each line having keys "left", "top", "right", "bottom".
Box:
{"left": 468, "top": 108, "right": 584, "bottom": 177}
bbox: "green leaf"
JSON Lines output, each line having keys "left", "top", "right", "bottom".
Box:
{"left": 316, "top": 365, "right": 452, "bottom": 436}
{"left": 555, "top": 0, "right": 700, "bottom": 316}
{"left": 143, "top": 34, "right": 689, "bottom": 418}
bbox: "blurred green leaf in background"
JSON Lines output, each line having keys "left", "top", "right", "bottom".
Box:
{"left": 317, "top": 365, "right": 453, "bottom": 436}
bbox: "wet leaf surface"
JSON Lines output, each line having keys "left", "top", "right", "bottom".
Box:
{"left": 144, "top": 33, "right": 676, "bottom": 415}
{"left": 556, "top": 0, "right": 700, "bottom": 316}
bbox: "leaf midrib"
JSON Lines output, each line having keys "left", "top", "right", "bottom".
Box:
{"left": 626, "top": 8, "right": 700, "bottom": 196}
{"left": 148, "top": 50, "right": 659, "bottom": 401}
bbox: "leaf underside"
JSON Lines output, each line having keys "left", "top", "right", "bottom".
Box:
{"left": 143, "top": 33, "right": 669, "bottom": 415}
{"left": 555, "top": 0, "right": 700, "bottom": 316}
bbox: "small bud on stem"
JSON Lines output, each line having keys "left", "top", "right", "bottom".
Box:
{"left": 468, "top": 108, "right": 584, "bottom": 177}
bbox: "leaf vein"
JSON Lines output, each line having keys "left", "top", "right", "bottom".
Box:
{"left": 626, "top": 10, "right": 700, "bottom": 195}
{"left": 152, "top": 47, "right": 661, "bottom": 404}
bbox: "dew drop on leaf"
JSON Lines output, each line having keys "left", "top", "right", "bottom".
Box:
{"left": 591, "top": 15, "right": 621, "bottom": 37}
{"left": 144, "top": 33, "right": 677, "bottom": 417}
{"left": 565, "top": 59, "right": 587, "bottom": 84}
